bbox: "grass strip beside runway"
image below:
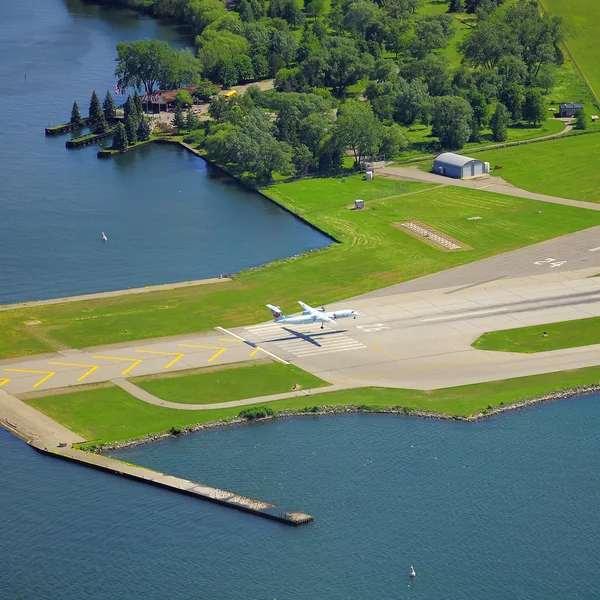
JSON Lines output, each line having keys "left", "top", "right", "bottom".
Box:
{"left": 473, "top": 317, "right": 600, "bottom": 353}
{"left": 25, "top": 366, "right": 600, "bottom": 446}
{"left": 133, "top": 362, "right": 328, "bottom": 404}
{"left": 4, "top": 177, "right": 600, "bottom": 360}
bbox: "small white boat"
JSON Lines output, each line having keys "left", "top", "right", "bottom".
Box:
{"left": 101, "top": 231, "right": 108, "bottom": 242}
{"left": 410, "top": 565, "right": 416, "bottom": 578}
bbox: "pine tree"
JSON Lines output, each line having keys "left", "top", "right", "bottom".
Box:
{"left": 123, "top": 96, "right": 138, "bottom": 122}
{"left": 173, "top": 104, "right": 186, "bottom": 131}
{"left": 125, "top": 115, "right": 138, "bottom": 145}
{"left": 134, "top": 93, "right": 144, "bottom": 117}
{"left": 112, "top": 122, "right": 128, "bottom": 151}
{"left": 102, "top": 90, "right": 116, "bottom": 120}
{"left": 186, "top": 109, "right": 201, "bottom": 131}
{"left": 137, "top": 117, "right": 151, "bottom": 141}
{"left": 94, "top": 113, "right": 110, "bottom": 134}
{"left": 70, "top": 101, "right": 83, "bottom": 127}
{"left": 490, "top": 102, "right": 509, "bottom": 142}
{"left": 89, "top": 90, "right": 103, "bottom": 122}
{"left": 575, "top": 109, "right": 588, "bottom": 130}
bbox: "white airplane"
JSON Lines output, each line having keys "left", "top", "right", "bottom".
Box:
{"left": 266, "top": 301, "right": 359, "bottom": 329}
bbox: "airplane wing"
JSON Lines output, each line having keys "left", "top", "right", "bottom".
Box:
{"left": 298, "top": 301, "right": 336, "bottom": 324}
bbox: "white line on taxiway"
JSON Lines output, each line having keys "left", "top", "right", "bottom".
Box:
{"left": 420, "top": 308, "right": 510, "bottom": 323}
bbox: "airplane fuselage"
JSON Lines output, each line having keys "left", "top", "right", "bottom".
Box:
{"left": 274, "top": 309, "right": 357, "bottom": 326}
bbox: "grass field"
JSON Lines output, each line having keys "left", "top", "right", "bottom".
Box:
{"left": 474, "top": 133, "right": 600, "bottom": 202}
{"left": 25, "top": 366, "right": 600, "bottom": 445}
{"left": 540, "top": 0, "right": 600, "bottom": 104}
{"left": 133, "top": 362, "right": 328, "bottom": 404}
{"left": 4, "top": 175, "right": 600, "bottom": 360}
{"left": 473, "top": 316, "right": 600, "bottom": 353}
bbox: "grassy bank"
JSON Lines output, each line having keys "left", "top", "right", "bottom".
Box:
{"left": 25, "top": 366, "right": 600, "bottom": 445}
{"left": 474, "top": 133, "right": 600, "bottom": 202}
{"left": 473, "top": 316, "right": 600, "bottom": 353}
{"left": 133, "top": 362, "right": 328, "bottom": 404}
{"left": 3, "top": 176, "right": 600, "bottom": 359}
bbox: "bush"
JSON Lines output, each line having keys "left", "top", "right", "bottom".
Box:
{"left": 238, "top": 406, "right": 275, "bottom": 420}
{"left": 183, "top": 131, "right": 206, "bottom": 146}
{"left": 169, "top": 426, "right": 182, "bottom": 435}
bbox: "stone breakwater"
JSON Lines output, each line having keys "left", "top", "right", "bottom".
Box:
{"left": 94, "top": 383, "right": 600, "bottom": 452}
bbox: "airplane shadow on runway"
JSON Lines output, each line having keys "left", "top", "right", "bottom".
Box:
{"left": 261, "top": 327, "right": 350, "bottom": 348}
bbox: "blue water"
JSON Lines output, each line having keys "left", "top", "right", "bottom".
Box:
{"left": 0, "top": 0, "right": 330, "bottom": 304}
{"left": 3, "top": 395, "right": 598, "bottom": 599}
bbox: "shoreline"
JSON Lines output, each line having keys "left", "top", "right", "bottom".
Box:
{"left": 93, "top": 383, "right": 600, "bottom": 452}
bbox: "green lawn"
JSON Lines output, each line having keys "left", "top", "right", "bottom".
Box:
{"left": 474, "top": 133, "right": 600, "bottom": 202}
{"left": 540, "top": 0, "right": 600, "bottom": 103}
{"left": 26, "top": 366, "right": 600, "bottom": 445}
{"left": 473, "top": 316, "right": 600, "bottom": 353}
{"left": 133, "top": 362, "right": 328, "bottom": 404}
{"left": 4, "top": 175, "right": 600, "bottom": 359}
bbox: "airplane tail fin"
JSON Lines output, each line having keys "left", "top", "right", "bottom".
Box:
{"left": 266, "top": 304, "right": 284, "bottom": 321}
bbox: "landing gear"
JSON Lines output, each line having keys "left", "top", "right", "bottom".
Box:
{"left": 320, "top": 324, "right": 324, "bottom": 330}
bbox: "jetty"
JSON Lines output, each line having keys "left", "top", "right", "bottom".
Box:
{"left": 0, "top": 389, "right": 313, "bottom": 526}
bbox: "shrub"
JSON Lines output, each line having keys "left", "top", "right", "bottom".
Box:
{"left": 169, "top": 426, "right": 182, "bottom": 436}
{"left": 183, "top": 131, "right": 206, "bottom": 146}
{"left": 238, "top": 406, "right": 275, "bottom": 420}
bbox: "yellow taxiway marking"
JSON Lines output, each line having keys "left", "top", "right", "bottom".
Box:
{"left": 135, "top": 350, "right": 184, "bottom": 369}
{"left": 178, "top": 344, "right": 227, "bottom": 363}
{"left": 219, "top": 337, "right": 243, "bottom": 343}
{"left": 250, "top": 347, "right": 261, "bottom": 357}
{"left": 0, "top": 378, "right": 10, "bottom": 388}
{"left": 5, "top": 368, "right": 55, "bottom": 389}
{"left": 92, "top": 356, "right": 142, "bottom": 375}
{"left": 48, "top": 362, "right": 99, "bottom": 382}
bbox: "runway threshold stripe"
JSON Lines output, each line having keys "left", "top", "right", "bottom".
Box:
{"left": 293, "top": 346, "right": 366, "bottom": 358}
{"left": 278, "top": 340, "right": 363, "bottom": 351}
{"left": 420, "top": 308, "right": 510, "bottom": 322}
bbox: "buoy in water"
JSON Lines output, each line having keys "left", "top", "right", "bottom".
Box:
{"left": 410, "top": 565, "right": 416, "bottom": 578}
{"left": 102, "top": 231, "right": 108, "bottom": 242}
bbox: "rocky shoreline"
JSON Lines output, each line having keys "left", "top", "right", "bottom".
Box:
{"left": 91, "top": 383, "right": 600, "bottom": 452}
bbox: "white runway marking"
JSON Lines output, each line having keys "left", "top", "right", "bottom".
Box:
{"left": 243, "top": 323, "right": 366, "bottom": 358}
{"left": 216, "top": 326, "right": 289, "bottom": 364}
{"left": 589, "top": 247, "right": 600, "bottom": 252}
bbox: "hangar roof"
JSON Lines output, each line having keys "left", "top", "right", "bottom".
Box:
{"left": 434, "top": 153, "right": 477, "bottom": 167}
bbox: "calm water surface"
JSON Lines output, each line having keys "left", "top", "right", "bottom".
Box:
{"left": 4, "top": 396, "right": 597, "bottom": 599}
{"left": 0, "top": 0, "right": 329, "bottom": 304}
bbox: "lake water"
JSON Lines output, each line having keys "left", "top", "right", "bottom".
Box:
{"left": 0, "top": 0, "right": 330, "bottom": 304}
{"left": 2, "top": 395, "right": 599, "bottom": 599}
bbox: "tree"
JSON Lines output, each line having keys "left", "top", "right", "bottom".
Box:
{"left": 490, "top": 102, "right": 509, "bottom": 141}
{"left": 70, "top": 101, "right": 83, "bottom": 127}
{"left": 115, "top": 39, "right": 175, "bottom": 96}
{"left": 94, "top": 113, "right": 110, "bottom": 134}
{"left": 112, "top": 122, "right": 128, "bottom": 151}
{"left": 292, "top": 144, "right": 315, "bottom": 175}
{"left": 137, "top": 118, "right": 152, "bottom": 141}
{"left": 89, "top": 90, "right": 103, "bottom": 122}
{"left": 102, "top": 90, "right": 116, "bottom": 120}
{"left": 186, "top": 109, "right": 201, "bottom": 131}
{"left": 324, "top": 38, "right": 364, "bottom": 96}
{"left": 379, "top": 123, "right": 408, "bottom": 158}
{"left": 574, "top": 108, "right": 588, "bottom": 131}
{"left": 334, "top": 99, "right": 382, "bottom": 165}
{"left": 173, "top": 104, "right": 186, "bottom": 131}
{"left": 500, "top": 83, "right": 524, "bottom": 122}
{"left": 134, "top": 93, "right": 144, "bottom": 116}
{"left": 432, "top": 95, "right": 473, "bottom": 149}
{"left": 125, "top": 115, "right": 138, "bottom": 145}
{"left": 448, "top": 0, "right": 465, "bottom": 12}
{"left": 394, "top": 77, "right": 430, "bottom": 125}
{"left": 522, "top": 89, "right": 545, "bottom": 125}
{"left": 175, "top": 90, "right": 194, "bottom": 107}
{"left": 123, "top": 96, "right": 139, "bottom": 122}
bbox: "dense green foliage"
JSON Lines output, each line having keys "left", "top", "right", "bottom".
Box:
{"left": 473, "top": 316, "right": 600, "bottom": 353}
{"left": 89, "top": 90, "right": 103, "bottom": 122}
{"left": 112, "top": 122, "right": 128, "bottom": 150}
{"left": 26, "top": 365, "right": 600, "bottom": 444}
{"left": 102, "top": 90, "right": 116, "bottom": 119}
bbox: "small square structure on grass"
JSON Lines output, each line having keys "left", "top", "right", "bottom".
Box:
{"left": 433, "top": 153, "right": 489, "bottom": 179}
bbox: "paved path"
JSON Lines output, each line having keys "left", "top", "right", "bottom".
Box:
{"left": 113, "top": 377, "right": 354, "bottom": 410}
{"left": 377, "top": 166, "right": 600, "bottom": 211}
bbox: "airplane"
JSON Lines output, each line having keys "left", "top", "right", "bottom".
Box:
{"left": 266, "top": 301, "right": 359, "bottom": 329}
